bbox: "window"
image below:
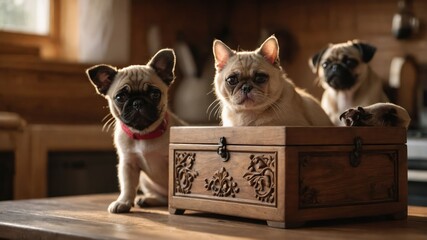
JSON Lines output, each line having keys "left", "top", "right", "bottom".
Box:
{"left": 0, "top": 0, "right": 61, "bottom": 59}
{"left": 0, "top": 0, "right": 50, "bottom": 35}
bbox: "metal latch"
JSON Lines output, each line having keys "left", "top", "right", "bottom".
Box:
{"left": 217, "top": 137, "right": 230, "bottom": 162}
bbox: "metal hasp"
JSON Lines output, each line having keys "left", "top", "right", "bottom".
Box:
{"left": 217, "top": 137, "right": 230, "bottom": 162}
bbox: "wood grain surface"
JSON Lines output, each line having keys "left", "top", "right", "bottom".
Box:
{"left": 0, "top": 194, "right": 426, "bottom": 239}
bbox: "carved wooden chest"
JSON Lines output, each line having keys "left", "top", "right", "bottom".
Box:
{"left": 168, "top": 126, "right": 407, "bottom": 228}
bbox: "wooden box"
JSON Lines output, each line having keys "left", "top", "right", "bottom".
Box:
{"left": 168, "top": 127, "right": 407, "bottom": 228}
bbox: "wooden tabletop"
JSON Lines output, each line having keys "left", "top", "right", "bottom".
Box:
{"left": 0, "top": 194, "right": 426, "bottom": 240}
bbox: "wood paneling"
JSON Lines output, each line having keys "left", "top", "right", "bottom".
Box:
{"left": 130, "top": 0, "right": 427, "bottom": 100}
{"left": 0, "top": 57, "right": 108, "bottom": 124}
{"left": 2, "top": 0, "right": 426, "bottom": 124}
{"left": 0, "top": 117, "right": 31, "bottom": 199}
{"left": 259, "top": 0, "right": 427, "bottom": 98}
{"left": 29, "top": 124, "right": 114, "bottom": 198}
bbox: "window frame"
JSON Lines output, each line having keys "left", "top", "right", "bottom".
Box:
{"left": 0, "top": 0, "right": 60, "bottom": 59}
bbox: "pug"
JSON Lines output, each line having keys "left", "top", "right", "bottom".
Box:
{"left": 309, "top": 40, "right": 389, "bottom": 125}
{"left": 86, "top": 49, "right": 185, "bottom": 213}
{"left": 339, "top": 102, "right": 411, "bottom": 129}
{"left": 213, "top": 35, "right": 333, "bottom": 127}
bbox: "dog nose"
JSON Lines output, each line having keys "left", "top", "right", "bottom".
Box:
{"left": 242, "top": 84, "right": 253, "bottom": 94}
{"left": 133, "top": 100, "right": 143, "bottom": 110}
{"left": 331, "top": 64, "right": 338, "bottom": 72}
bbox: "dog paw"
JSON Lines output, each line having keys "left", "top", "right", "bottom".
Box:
{"left": 108, "top": 200, "right": 133, "bottom": 213}
{"left": 339, "top": 106, "right": 372, "bottom": 126}
{"left": 340, "top": 103, "right": 411, "bottom": 128}
{"left": 136, "top": 196, "right": 167, "bottom": 208}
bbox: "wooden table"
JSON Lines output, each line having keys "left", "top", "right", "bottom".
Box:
{"left": 0, "top": 194, "right": 426, "bottom": 239}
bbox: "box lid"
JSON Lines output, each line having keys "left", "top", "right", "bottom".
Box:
{"left": 170, "top": 126, "right": 407, "bottom": 146}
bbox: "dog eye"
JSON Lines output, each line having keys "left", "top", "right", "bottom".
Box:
{"left": 150, "top": 89, "right": 161, "bottom": 100}
{"left": 114, "top": 92, "right": 128, "bottom": 103}
{"left": 322, "top": 61, "right": 330, "bottom": 69}
{"left": 254, "top": 73, "right": 268, "bottom": 84}
{"left": 226, "top": 75, "right": 239, "bottom": 86}
{"left": 345, "top": 59, "right": 358, "bottom": 68}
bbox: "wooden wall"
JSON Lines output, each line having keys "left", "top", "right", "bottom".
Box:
{"left": 130, "top": 0, "right": 427, "bottom": 99}
{"left": 0, "top": 55, "right": 108, "bottom": 124}
{"left": 260, "top": 0, "right": 427, "bottom": 98}
{"left": 1, "top": 0, "right": 426, "bottom": 124}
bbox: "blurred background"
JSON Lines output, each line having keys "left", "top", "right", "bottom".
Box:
{"left": 0, "top": 0, "right": 426, "bottom": 206}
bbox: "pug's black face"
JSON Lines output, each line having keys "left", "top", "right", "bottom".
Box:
{"left": 310, "top": 41, "right": 377, "bottom": 91}
{"left": 114, "top": 84, "right": 162, "bottom": 131}
{"left": 86, "top": 48, "right": 176, "bottom": 132}
{"left": 321, "top": 56, "right": 359, "bottom": 90}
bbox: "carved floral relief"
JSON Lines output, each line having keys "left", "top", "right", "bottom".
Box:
{"left": 243, "top": 154, "right": 276, "bottom": 203}
{"left": 204, "top": 167, "right": 239, "bottom": 198}
{"left": 174, "top": 152, "right": 198, "bottom": 194}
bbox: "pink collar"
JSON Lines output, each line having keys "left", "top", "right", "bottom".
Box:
{"left": 120, "top": 115, "right": 168, "bottom": 140}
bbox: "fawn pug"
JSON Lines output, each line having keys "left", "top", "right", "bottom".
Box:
{"left": 309, "top": 40, "right": 389, "bottom": 125}
{"left": 86, "top": 49, "right": 185, "bottom": 213}
{"left": 212, "top": 35, "right": 333, "bottom": 127}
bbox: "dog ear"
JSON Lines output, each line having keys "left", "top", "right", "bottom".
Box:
{"left": 86, "top": 64, "right": 118, "bottom": 96}
{"left": 309, "top": 47, "right": 328, "bottom": 74}
{"left": 213, "top": 39, "right": 235, "bottom": 71}
{"left": 352, "top": 42, "right": 376, "bottom": 63}
{"left": 148, "top": 48, "right": 176, "bottom": 86}
{"left": 258, "top": 35, "right": 280, "bottom": 66}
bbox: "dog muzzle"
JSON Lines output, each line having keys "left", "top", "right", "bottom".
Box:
{"left": 325, "top": 64, "right": 356, "bottom": 90}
